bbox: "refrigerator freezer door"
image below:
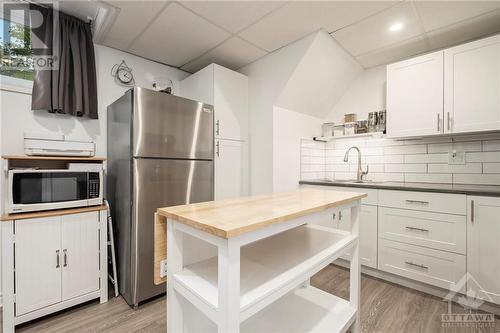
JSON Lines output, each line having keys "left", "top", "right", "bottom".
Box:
{"left": 133, "top": 88, "right": 214, "bottom": 160}
{"left": 131, "top": 158, "right": 214, "bottom": 304}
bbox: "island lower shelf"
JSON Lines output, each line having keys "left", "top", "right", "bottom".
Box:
{"left": 241, "top": 285, "right": 356, "bottom": 333}
{"left": 173, "top": 224, "right": 356, "bottom": 321}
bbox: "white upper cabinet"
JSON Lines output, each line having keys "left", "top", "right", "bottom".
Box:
{"left": 387, "top": 34, "right": 500, "bottom": 138}
{"left": 444, "top": 35, "right": 500, "bottom": 134}
{"left": 387, "top": 51, "right": 444, "bottom": 137}
{"left": 180, "top": 64, "right": 248, "bottom": 141}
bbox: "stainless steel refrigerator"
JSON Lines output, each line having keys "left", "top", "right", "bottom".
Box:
{"left": 107, "top": 87, "right": 214, "bottom": 307}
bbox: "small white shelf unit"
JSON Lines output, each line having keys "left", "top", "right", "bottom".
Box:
{"left": 167, "top": 203, "right": 362, "bottom": 333}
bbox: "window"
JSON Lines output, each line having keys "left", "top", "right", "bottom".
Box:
{"left": 0, "top": 17, "right": 34, "bottom": 81}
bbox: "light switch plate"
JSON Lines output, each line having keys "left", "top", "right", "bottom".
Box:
{"left": 160, "top": 259, "right": 168, "bottom": 278}
{"left": 448, "top": 151, "right": 465, "bottom": 165}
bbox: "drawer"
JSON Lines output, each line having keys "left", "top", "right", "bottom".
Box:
{"left": 378, "top": 190, "right": 466, "bottom": 215}
{"left": 378, "top": 207, "right": 466, "bottom": 254}
{"left": 378, "top": 239, "right": 466, "bottom": 292}
{"left": 304, "top": 208, "right": 336, "bottom": 228}
{"left": 300, "top": 184, "right": 378, "bottom": 205}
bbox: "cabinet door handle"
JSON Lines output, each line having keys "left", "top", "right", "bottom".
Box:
{"left": 437, "top": 113, "right": 441, "bottom": 132}
{"left": 215, "top": 120, "right": 220, "bottom": 136}
{"left": 471, "top": 200, "right": 475, "bottom": 223}
{"left": 56, "top": 250, "right": 60, "bottom": 268}
{"left": 405, "top": 199, "right": 429, "bottom": 205}
{"left": 338, "top": 211, "right": 342, "bottom": 221}
{"left": 63, "top": 249, "right": 68, "bottom": 267}
{"left": 216, "top": 141, "right": 220, "bottom": 157}
{"left": 405, "top": 226, "right": 429, "bottom": 232}
{"left": 447, "top": 112, "right": 452, "bottom": 131}
{"left": 405, "top": 261, "right": 428, "bottom": 270}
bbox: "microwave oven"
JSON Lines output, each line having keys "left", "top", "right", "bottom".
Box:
{"left": 7, "top": 169, "right": 103, "bottom": 214}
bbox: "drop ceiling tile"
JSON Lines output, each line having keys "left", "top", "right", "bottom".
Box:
{"left": 426, "top": 9, "right": 500, "bottom": 49}
{"left": 102, "top": 1, "right": 168, "bottom": 50}
{"left": 414, "top": 0, "right": 500, "bottom": 32}
{"left": 129, "top": 3, "right": 230, "bottom": 67}
{"left": 356, "top": 35, "right": 430, "bottom": 68}
{"left": 58, "top": 1, "right": 100, "bottom": 21}
{"left": 181, "top": 37, "right": 267, "bottom": 73}
{"left": 332, "top": 1, "right": 424, "bottom": 56}
{"left": 179, "top": 1, "right": 284, "bottom": 33}
{"left": 238, "top": 1, "right": 397, "bottom": 52}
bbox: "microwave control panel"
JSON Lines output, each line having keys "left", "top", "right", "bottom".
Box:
{"left": 88, "top": 172, "right": 101, "bottom": 198}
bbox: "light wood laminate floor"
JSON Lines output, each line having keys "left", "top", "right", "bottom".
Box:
{"left": 6, "top": 265, "right": 499, "bottom": 333}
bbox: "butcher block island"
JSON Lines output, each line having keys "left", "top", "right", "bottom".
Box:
{"left": 155, "top": 189, "right": 366, "bottom": 333}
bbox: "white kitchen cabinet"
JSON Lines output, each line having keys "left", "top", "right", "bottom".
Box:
{"left": 337, "top": 204, "right": 378, "bottom": 269}
{"left": 467, "top": 196, "right": 500, "bottom": 305}
{"left": 61, "top": 212, "right": 100, "bottom": 301}
{"left": 1, "top": 208, "right": 108, "bottom": 332}
{"left": 180, "top": 63, "right": 248, "bottom": 141}
{"left": 215, "top": 139, "right": 247, "bottom": 200}
{"left": 387, "top": 50, "right": 444, "bottom": 137}
{"left": 15, "top": 216, "right": 62, "bottom": 316}
{"left": 444, "top": 35, "right": 500, "bottom": 134}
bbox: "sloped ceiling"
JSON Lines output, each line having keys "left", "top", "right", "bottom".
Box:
{"left": 276, "top": 31, "right": 362, "bottom": 118}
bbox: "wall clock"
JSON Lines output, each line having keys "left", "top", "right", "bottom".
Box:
{"left": 111, "top": 60, "right": 135, "bottom": 86}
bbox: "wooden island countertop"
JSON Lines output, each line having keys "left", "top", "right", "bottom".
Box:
{"left": 157, "top": 189, "right": 366, "bottom": 239}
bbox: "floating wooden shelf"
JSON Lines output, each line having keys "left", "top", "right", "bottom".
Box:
{"left": 1, "top": 205, "right": 108, "bottom": 221}
{"left": 313, "top": 132, "right": 385, "bottom": 142}
{"left": 2, "top": 155, "right": 106, "bottom": 161}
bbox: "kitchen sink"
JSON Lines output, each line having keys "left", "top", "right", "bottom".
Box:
{"left": 321, "top": 179, "right": 381, "bottom": 185}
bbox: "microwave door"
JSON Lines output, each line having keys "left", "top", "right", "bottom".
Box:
{"left": 8, "top": 171, "right": 101, "bottom": 214}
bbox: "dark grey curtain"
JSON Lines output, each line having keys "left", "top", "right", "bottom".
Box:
{"left": 30, "top": 4, "right": 98, "bottom": 119}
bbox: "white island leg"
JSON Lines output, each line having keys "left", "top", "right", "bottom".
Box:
{"left": 217, "top": 239, "right": 241, "bottom": 333}
{"left": 167, "top": 219, "right": 184, "bottom": 332}
{"left": 349, "top": 204, "right": 361, "bottom": 333}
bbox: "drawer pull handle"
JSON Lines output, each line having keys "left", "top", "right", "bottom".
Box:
{"left": 56, "top": 250, "right": 60, "bottom": 268}
{"left": 405, "top": 261, "right": 428, "bottom": 270}
{"left": 405, "top": 199, "right": 429, "bottom": 205}
{"left": 405, "top": 226, "right": 429, "bottom": 232}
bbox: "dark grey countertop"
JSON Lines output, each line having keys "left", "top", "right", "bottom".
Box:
{"left": 299, "top": 179, "right": 500, "bottom": 197}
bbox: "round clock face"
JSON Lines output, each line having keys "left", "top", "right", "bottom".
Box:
{"left": 117, "top": 68, "right": 133, "bottom": 84}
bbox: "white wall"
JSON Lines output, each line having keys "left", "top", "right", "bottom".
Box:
{"left": 240, "top": 30, "right": 360, "bottom": 195}
{"left": 239, "top": 33, "right": 315, "bottom": 195}
{"left": 0, "top": 44, "right": 189, "bottom": 157}
{"left": 326, "top": 65, "right": 386, "bottom": 122}
{"left": 273, "top": 107, "right": 323, "bottom": 192}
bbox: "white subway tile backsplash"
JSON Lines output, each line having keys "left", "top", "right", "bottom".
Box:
{"left": 427, "top": 141, "right": 481, "bottom": 153}
{"left": 483, "top": 140, "right": 500, "bottom": 152}
{"left": 405, "top": 173, "right": 453, "bottom": 184}
{"left": 453, "top": 174, "right": 500, "bottom": 185}
{"left": 466, "top": 152, "right": 500, "bottom": 163}
{"left": 483, "top": 163, "right": 500, "bottom": 174}
{"left": 385, "top": 144, "right": 427, "bottom": 155}
{"left": 385, "top": 164, "right": 427, "bottom": 173}
{"left": 301, "top": 134, "right": 500, "bottom": 185}
{"left": 427, "top": 163, "right": 482, "bottom": 174}
{"left": 405, "top": 153, "right": 449, "bottom": 163}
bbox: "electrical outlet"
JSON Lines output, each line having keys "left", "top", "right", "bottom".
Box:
{"left": 160, "top": 259, "right": 168, "bottom": 278}
{"left": 449, "top": 151, "right": 465, "bottom": 165}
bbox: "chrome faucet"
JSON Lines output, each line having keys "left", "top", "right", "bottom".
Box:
{"left": 344, "top": 146, "right": 369, "bottom": 182}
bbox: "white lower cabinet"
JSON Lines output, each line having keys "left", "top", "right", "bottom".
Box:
{"left": 61, "top": 212, "right": 100, "bottom": 301}
{"left": 378, "top": 238, "right": 466, "bottom": 291}
{"left": 337, "top": 205, "right": 378, "bottom": 269}
{"left": 15, "top": 216, "right": 63, "bottom": 315}
{"left": 2, "top": 209, "right": 107, "bottom": 332}
{"left": 467, "top": 196, "right": 500, "bottom": 305}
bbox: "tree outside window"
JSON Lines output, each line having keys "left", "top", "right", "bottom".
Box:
{"left": 0, "top": 17, "right": 34, "bottom": 81}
